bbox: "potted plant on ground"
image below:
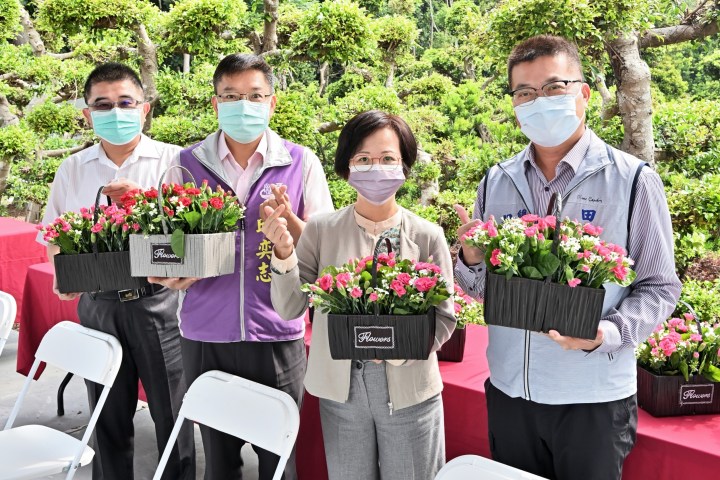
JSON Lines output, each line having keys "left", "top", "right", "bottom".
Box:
{"left": 636, "top": 302, "right": 720, "bottom": 416}
{"left": 463, "top": 212, "right": 636, "bottom": 339}
{"left": 40, "top": 187, "right": 148, "bottom": 293}
{"left": 126, "top": 177, "right": 244, "bottom": 278}
{"left": 302, "top": 237, "right": 452, "bottom": 360}
{"left": 437, "top": 283, "right": 485, "bottom": 362}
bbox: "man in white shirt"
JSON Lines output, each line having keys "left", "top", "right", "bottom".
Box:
{"left": 40, "top": 63, "right": 194, "bottom": 480}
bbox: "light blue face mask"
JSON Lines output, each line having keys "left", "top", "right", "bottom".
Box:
{"left": 514, "top": 92, "right": 584, "bottom": 147}
{"left": 217, "top": 100, "right": 270, "bottom": 144}
{"left": 90, "top": 108, "right": 143, "bottom": 146}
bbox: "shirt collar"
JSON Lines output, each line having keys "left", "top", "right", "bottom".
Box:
{"left": 524, "top": 127, "right": 592, "bottom": 174}
{"left": 79, "top": 134, "right": 159, "bottom": 165}
{"left": 218, "top": 132, "right": 267, "bottom": 165}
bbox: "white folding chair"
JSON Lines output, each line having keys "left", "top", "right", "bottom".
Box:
{"left": 153, "top": 370, "right": 300, "bottom": 480}
{"left": 435, "top": 454, "right": 549, "bottom": 480}
{"left": 0, "top": 321, "right": 122, "bottom": 480}
{"left": 0, "top": 290, "right": 17, "bottom": 357}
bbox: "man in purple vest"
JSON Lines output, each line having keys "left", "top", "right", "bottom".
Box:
{"left": 150, "top": 54, "right": 333, "bottom": 479}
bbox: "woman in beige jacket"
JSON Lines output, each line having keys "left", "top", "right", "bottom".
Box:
{"left": 262, "top": 110, "right": 456, "bottom": 480}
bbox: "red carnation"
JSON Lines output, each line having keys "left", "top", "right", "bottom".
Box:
{"left": 209, "top": 197, "right": 224, "bottom": 210}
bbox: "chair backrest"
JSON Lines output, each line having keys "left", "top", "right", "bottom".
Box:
{"left": 181, "top": 370, "right": 300, "bottom": 456}
{"left": 0, "top": 290, "right": 17, "bottom": 356}
{"left": 435, "top": 455, "right": 549, "bottom": 480}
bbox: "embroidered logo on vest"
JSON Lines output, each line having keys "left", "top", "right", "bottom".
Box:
{"left": 581, "top": 209, "right": 597, "bottom": 221}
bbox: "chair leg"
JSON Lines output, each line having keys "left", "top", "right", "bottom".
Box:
{"left": 57, "top": 372, "right": 74, "bottom": 416}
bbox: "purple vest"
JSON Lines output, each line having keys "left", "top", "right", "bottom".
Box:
{"left": 178, "top": 138, "right": 306, "bottom": 342}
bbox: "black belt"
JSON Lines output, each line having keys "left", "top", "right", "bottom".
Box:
{"left": 89, "top": 284, "right": 164, "bottom": 302}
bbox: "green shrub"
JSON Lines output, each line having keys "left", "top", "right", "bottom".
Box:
{"left": 148, "top": 112, "right": 217, "bottom": 147}
{"left": 680, "top": 279, "right": 720, "bottom": 324}
{"left": 26, "top": 101, "right": 83, "bottom": 137}
{"left": 0, "top": 124, "right": 39, "bottom": 161}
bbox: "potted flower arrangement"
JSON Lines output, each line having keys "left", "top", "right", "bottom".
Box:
{"left": 463, "top": 213, "right": 636, "bottom": 339}
{"left": 437, "top": 284, "right": 485, "bottom": 362}
{"left": 126, "top": 178, "right": 244, "bottom": 278}
{"left": 40, "top": 188, "right": 149, "bottom": 293}
{"left": 636, "top": 302, "right": 720, "bottom": 416}
{"left": 302, "top": 238, "right": 452, "bottom": 360}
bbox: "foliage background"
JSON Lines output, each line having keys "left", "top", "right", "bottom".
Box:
{"left": 1, "top": 0, "right": 719, "bottom": 318}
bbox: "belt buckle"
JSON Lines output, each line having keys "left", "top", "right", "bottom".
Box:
{"left": 118, "top": 289, "right": 140, "bottom": 302}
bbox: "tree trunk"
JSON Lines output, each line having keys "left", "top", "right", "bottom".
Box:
{"left": 0, "top": 158, "right": 11, "bottom": 196}
{"left": 183, "top": 53, "right": 191, "bottom": 74}
{"left": 319, "top": 62, "right": 330, "bottom": 97}
{"left": 607, "top": 34, "right": 654, "bottom": 163}
{"left": 463, "top": 57, "right": 476, "bottom": 80}
{"left": 428, "top": 0, "right": 435, "bottom": 48}
{"left": 593, "top": 71, "right": 619, "bottom": 121}
{"left": 18, "top": 6, "right": 46, "bottom": 56}
{"left": 133, "top": 24, "right": 159, "bottom": 132}
{"left": 417, "top": 150, "right": 439, "bottom": 206}
{"left": 385, "top": 63, "right": 395, "bottom": 88}
{"left": 262, "top": 0, "right": 279, "bottom": 53}
{"left": 0, "top": 94, "right": 19, "bottom": 127}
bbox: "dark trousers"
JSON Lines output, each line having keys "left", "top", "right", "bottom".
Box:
{"left": 78, "top": 288, "right": 195, "bottom": 480}
{"left": 485, "top": 379, "right": 637, "bottom": 480}
{"left": 181, "top": 337, "right": 306, "bottom": 480}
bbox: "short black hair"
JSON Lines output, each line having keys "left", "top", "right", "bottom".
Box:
{"left": 507, "top": 35, "right": 584, "bottom": 88}
{"left": 334, "top": 110, "right": 417, "bottom": 180}
{"left": 83, "top": 63, "right": 144, "bottom": 102}
{"left": 213, "top": 53, "right": 275, "bottom": 94}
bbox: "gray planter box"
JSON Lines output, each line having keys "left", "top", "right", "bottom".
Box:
{"left": 54, "top": 251, "right": 149, "bottom": 293}
{"left": 129, "top": 232, "right": 235, "bottom": 278}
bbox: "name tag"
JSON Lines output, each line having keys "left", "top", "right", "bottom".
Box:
{"left": 679, "top": 384, "right": 715, "bottom": 405}
{"left": 151, "top": 244, "right": 184, "bottom": 265}
{"left": 354, "top": 326, "right": 395, "bottom": 349}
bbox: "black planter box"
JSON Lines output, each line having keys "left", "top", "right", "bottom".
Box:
{"left": 637, "top": 366, "right": 720, "bottom": 417}
{"left": 54, "top": 251, "right": 149, "bottom": 293}
{"left": 437, "top": 327, "right": 466, "bottom": 362}
{"left": 484, "top": 272, "right": 605, "bottom": 339}
{"left": 327, "top": 308, "right": 436, "bottom": 360}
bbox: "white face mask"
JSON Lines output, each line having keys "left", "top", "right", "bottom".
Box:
{"left": 348, "top": 165, "right": 406, "bottom": 206}
{"left": 514, "top": 92, "right": 584, "bottom": 147}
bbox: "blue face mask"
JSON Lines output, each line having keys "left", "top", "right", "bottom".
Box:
{"left": 217, "top": 100, "right": 270, "bottom": 144}
{"left": 90, "top": 108, "right": 143, "bottom": 146}
{"left": 514, "top": 93, "right": 583, "bottom": 147}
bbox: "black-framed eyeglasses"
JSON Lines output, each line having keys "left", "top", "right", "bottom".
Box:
{"left": 349, "top": 154, "right": 402, "bottom": 172}
{"left": 216, "top": 92, "right": 273, "bottom": 103}
{"left": 510, "top": 80, "right": 583, "bottom": 106}
{"left": 88, "top": 97, "right": 144, "bottom": 111}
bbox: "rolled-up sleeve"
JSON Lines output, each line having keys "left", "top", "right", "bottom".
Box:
{"left": 596, "top": 170, "right": 682, "bottom": 353}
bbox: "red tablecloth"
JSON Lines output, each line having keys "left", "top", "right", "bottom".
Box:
{"left": 17, "top": 261, "right": 146, "bottom": 401}
{"left": 0, "top": 217, "right": 48, "bottom": 325}
{"left": 296, "top": 324, "right": 720, "bottom": 480}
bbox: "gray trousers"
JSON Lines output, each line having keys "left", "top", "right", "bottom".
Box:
{"left": 319, "top": 361, "right": 445, "bottom": 480}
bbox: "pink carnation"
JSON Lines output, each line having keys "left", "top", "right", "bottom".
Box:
{"left": 396, "top": 273, "right": 412, "bottom": 285}
{"left": 350, "top": 287, "right": 362, "bottom": 299}
{"left": 521, "top": 214, "right": 539, "bottom": 222}
{"left": 693, "top": 352, "right": 700, "bottom": 359}
{"left": 336, "top": 272, "right": 351, "bottom": 288}
{"left": 454, "top": 303, "right": 462, "bottom": 314}
{"left": 414, "top": 277, "right": 437, "bottom": 292}
{"left": 318, "top": 274, "right": 333, "bottom": 292}
{"left": 369, "top": 292, "right": 378, "bottom": 302}
{"left": 690, "top": 334, "right": 702, "bottom": 342}
{"left": 490, "top": 249, "right": 502, "bottom": 267}
{"left": 390, "top": 279, "right": 407, "bottom": 297}
{"left": 91, "top": 223, "right": 104, "bottom": 233}
{"left": 568, "top": 278, "right": 581, "bottom": 288}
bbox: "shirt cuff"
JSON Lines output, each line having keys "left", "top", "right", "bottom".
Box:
{"left": 270, "top": 250, "right": 298, "bottom": 274}
{"left": 594, "top": 319, "right": 622, "bottom": 353}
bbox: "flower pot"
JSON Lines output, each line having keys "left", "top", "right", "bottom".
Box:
{"left": 437, "top": 327, "right": 466, "bottom": 362}
{"left": 327, "top": 307, "right": 436, "bottom": 360}
{"left": 485, "top": 272, "right": 605, "bottom": 339}
{"left": 129, "top": 232, "right": 235, "bottom": 278}
{"left": 637, "top": 365, "right": 720, "bottom": 417}
{"left": 54, "top": 251, "right": 150, "bottom": 293}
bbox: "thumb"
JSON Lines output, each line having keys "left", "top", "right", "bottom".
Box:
{"left": 453, "top": 204, "right": 471, "bottom": 224}
{"left": 263, "top": 205, "right": 276, "bottom": 218}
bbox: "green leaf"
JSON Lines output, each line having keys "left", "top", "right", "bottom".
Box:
{"left": 536, "top": 252, "right": 560, "bottom": 277}
{"left": 679, "top": 360, "right": 689, "bottom": 382}
{"left": 703, "top": 364, "right": 720, "bottom": 382}
{"left": 521, "top": 266, "right": 543, "bottom": 279}
{"left": 170, "top": 228, "right": 185, "bottom": 258}
{"left": 183, "top": 211, "right": 201, "bottom": 231}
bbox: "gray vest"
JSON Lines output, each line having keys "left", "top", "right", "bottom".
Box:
{"left": 483, "top": 131, "right": 645, "bottom": 404}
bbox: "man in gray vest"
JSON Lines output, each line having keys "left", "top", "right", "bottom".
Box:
{"left": 454, "top": 35, "right": 681, "bottom": 480}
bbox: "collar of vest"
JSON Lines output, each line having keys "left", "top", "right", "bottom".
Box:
{"left": 189, "top": 129, "right": 295, "bottom": 187}
{"left": 496, "top": 129, "right": 614, "bottom": 213}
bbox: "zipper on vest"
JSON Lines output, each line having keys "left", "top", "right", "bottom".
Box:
{"left": 239, "top": 217, "right": 246, "bottom": 341}
{"left": 523, "top": 330, "right": 531, "bottom": 400}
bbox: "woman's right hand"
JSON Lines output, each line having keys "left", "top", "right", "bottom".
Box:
{"left": 262, "top": 204, "right": 295, "bottom": 260}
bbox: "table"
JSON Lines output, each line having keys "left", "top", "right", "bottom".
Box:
{"left": 16, "top": 261, "right": 146, "bottom": 404}
{"left": 295, "top": 324, "right": 720, "bottom": 480}
{"left": 0, "top": 217, "right": 48, "bottom": 325}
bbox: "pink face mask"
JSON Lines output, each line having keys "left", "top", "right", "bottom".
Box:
{"left": 348, "top": 165, "right": 406, "bottom": 205}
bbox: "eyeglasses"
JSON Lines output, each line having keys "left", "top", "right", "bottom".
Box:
{"left": 216, "top": 93, "right": 273, "bottom": 103}
{"left": 87, "top": 97, "right": 143, "bottom": 111}
{"left": 510, "top": 80, "right": 583, "bottom": 106}
{"left": 349, "top": 154, "right": 402, "bottom": 172}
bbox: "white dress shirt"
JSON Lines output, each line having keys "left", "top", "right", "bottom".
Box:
{"left": 38, "top": 134, "right": 182, "bottom": 243}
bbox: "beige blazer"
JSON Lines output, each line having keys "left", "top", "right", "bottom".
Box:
{"left": 271, "top": 205, "right": 456, "bottom": 410}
